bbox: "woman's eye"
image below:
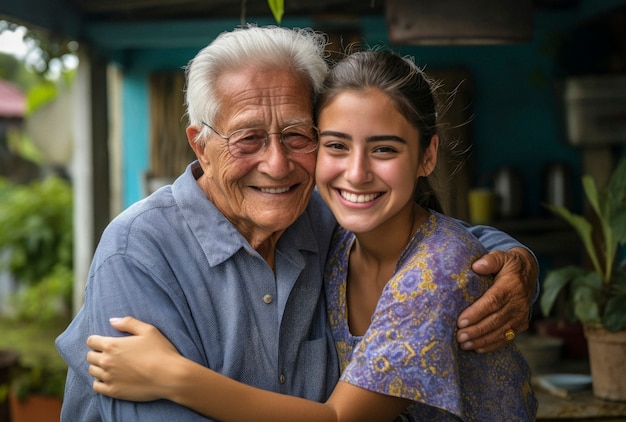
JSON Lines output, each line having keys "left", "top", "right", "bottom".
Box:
{"left": 323, "top": 142, "right": 347, "bottom": 151}
{"left": 373, "top": 145, "right": 397, "bottom": 154}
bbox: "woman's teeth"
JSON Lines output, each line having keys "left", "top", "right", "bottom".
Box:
{"left": 340, "top": 191, "right": 380, "bottom": 203}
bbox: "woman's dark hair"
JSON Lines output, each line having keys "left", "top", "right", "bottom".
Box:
{"left": 315, "top": 50, "right": 443, "bottom": 212}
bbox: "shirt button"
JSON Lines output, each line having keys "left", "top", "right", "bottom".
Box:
{"left": 279, "top": 374, "right": 286, "bottom": 384}
{"left": 263, "top": 294, "right": 273, "bottom": 304}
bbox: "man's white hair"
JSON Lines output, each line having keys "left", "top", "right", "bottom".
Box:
{"left": 185, "top": 25, "right": 329, "bottom": 137}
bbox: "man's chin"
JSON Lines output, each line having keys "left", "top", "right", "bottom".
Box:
{"left": 257, "top": 211, "right": 300, "bottom": 231}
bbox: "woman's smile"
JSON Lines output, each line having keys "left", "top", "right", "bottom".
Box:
{"left": 337, "top": 189, "right": 383, "bottom": 204}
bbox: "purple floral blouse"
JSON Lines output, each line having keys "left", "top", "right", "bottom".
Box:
{"left": 324, "top": 211, "right": 537, "bottom": 421}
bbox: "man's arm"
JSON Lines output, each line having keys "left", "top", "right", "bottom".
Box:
{"left": 459, "top": 223, "right": 539, "bottom": 353}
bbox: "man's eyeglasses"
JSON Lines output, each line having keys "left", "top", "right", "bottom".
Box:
{"left": 202, "top": 122, "right": 319, "bottom": 158}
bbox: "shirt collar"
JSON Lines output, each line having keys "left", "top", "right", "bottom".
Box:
{"left": 172, "top": 161, "right": 319, "bottom": 267}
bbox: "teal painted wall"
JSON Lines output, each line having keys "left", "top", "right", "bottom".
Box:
{"left": 122, "top": 72, "right": 150, "bottom": 206}
{"left": 111, "top": 7, "right": 625, "bottom": 212}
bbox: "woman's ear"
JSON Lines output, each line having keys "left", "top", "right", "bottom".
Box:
{"left": 419, "top": 134, "right": 439, "bottom": 177}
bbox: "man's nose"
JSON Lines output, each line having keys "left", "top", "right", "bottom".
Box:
{"left": 258, "top": 134, "right": 292, "bottom": 177}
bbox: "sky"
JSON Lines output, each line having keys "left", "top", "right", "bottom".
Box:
{"left": 0, "top": 25, "right": 29, "bottom": 58}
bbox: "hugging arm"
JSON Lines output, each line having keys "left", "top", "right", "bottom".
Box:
{"left": 57, "top": 257, "right": 209, "bottom": 422}
{"left": 88, "top": 317, "right": 411, "bottom": 422}
{"left": 460, "top": 224, "right": 539, "bottom": 353}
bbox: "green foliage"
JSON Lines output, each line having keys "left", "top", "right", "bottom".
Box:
{"left": 0, "top": 318, "right": 68, "bottom": 401}
{"left": 10, "top": 265, "right": 74, "bottom": 322}
{"left": 267, "top": 0, "right": 285, "bottom": 23}
{"left": 0, "top": 176, "right": 73, "bottom": 323}
{"left": 10, "top": 358, "right": 67, "bottom": 401}
{"left": 6, "top": 128, "right": 44, "bottom": 165}
{"left": 541, "top": 157, "right": 626, "bottom": 331}
{"left": 0, "top": 53, "right": 41, "bottom": 92}
{"left": 26, "top": 80, "right": 58, "bottom": 115}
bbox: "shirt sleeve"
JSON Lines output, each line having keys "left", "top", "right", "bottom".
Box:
{"left": 56, "top": 254, "right": 213, "bottom": 422}
{"left": 460, "top": 220, "right": 540, "bottom": 306}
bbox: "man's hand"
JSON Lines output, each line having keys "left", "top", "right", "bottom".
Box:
{"left": 456, "top": 247, "right": 538, "bottom": 353}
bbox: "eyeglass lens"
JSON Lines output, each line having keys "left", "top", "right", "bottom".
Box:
{"left": 228, "top": 125, "right": 318, "bottom": 157}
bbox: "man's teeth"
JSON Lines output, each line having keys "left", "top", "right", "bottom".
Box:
{"left": 260, "top": 187, "right": 290, "bottom": 194}
{"left": 340, "top": 191, "right": 380, "bottom": 203}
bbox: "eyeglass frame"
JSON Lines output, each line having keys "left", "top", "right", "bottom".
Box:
{"left": 201, "top": 122, "right": 320, "bottom": 158}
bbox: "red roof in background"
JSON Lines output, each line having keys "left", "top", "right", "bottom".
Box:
{"left": 0, "top": 80, "right": 26, "bottom": 118}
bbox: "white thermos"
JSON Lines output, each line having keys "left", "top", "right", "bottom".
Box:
{"left": 544, "top": 162, "right": 571, "bottom": 209}
{"left": 493, "top": 167, "right": 524, "bottom": 219}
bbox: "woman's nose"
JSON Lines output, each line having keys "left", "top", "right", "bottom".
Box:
{"left": 345, "top": 152, "right": 371, "bottom": 184}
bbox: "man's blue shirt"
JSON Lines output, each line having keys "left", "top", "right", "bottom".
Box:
{"left": 56, "top": 162, "right": 340, "bottom": 421}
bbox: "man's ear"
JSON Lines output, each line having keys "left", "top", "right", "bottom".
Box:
{"left": 419, "top": 134, "right": 439, "bottom": 177}
{"left": 187, "top": 125, "right": 208, "bottom": 164}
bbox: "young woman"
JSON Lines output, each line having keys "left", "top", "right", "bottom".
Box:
{"left": 86, "top": 50, "right": 537, "bottom": 421}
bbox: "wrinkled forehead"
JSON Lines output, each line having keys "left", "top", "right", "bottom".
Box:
{"left": 213, "top": 66, "right": 315, "bottom": 126}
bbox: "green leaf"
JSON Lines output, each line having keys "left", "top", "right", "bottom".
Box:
{"left": 604, "top": 294, "right": 626, "bottom": 331}
{"left": 582, "top": 175, "right": 601, "bottom": 214}
{"left": 585, "top": 175, "right": 618, "bottom": 281}
{"left": 571, "top": 270, "right": 602, "bottom": 292}
{"left": 26, "top": 81, "right": 57, "bottom": 115}
{"left": 608, "top": 157, "right": 626, "bottom": 210}
{"left": 540, "top": 266, "right": 588, "bottom": 317}
{"left": 572, "top": 285, "right": 601, "bottom": 323}
{"left": 267, "top": 0, "right": 284, "bottom": 23}
{"left": 546, "top": 204, "right": 602, "bottom": 276}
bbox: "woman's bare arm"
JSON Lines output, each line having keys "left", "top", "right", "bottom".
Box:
{"left": 87, "top": 317, "right": 410, "bottom": 422}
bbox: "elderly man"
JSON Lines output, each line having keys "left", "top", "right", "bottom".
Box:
{"left": 56, "top": 25, "right": 537, "bottom": 421}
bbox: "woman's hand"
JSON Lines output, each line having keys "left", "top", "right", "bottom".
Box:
{"left": 456, "top": 248, "right": 537, "bottom": 353}
{"left": 87, "top": 316, "right": 181, "bottom": 401}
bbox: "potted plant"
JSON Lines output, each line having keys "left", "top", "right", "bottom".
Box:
{"left": 0, "top": 315, "right": 67, "bottom": 422}
{"left": 540, "top": 156, "right": 626, "bottom": 401}
{"left": 7, "top": 356, "right": 65, "bottom": 422}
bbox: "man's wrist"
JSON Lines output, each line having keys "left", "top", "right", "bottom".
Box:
{"left": 509, "top": 247, "right": 538, "bottom": 287}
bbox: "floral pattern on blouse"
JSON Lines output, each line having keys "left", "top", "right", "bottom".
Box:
{"left": 324, "top": 212, "right": 537, "bottom": 421}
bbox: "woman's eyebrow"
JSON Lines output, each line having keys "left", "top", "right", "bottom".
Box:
{"left": 319, "top": 131, "right": 406, "bottom": 144}
{"left": 366, "top": 135, "right": 407, "bottom": 143}
{"left": 319, "top": 130, "right": 351, "bottom": 140}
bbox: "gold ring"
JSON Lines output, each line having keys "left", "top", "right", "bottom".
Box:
{"left": 504, "top": 329, "right": 516, "bottom": 341}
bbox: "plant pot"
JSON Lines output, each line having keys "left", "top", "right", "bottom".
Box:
{"left": 8, "top": 392, "right": 62, "bottom": 422}
{"left": 584, "top": 326, "right": 626, "bottom": 402}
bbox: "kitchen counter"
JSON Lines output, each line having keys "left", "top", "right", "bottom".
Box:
{"left": 537, "top": 388, "right": 626, "bottom": 421}
{"left": 533, "top": 359, "right": 626, "bottom": 421}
